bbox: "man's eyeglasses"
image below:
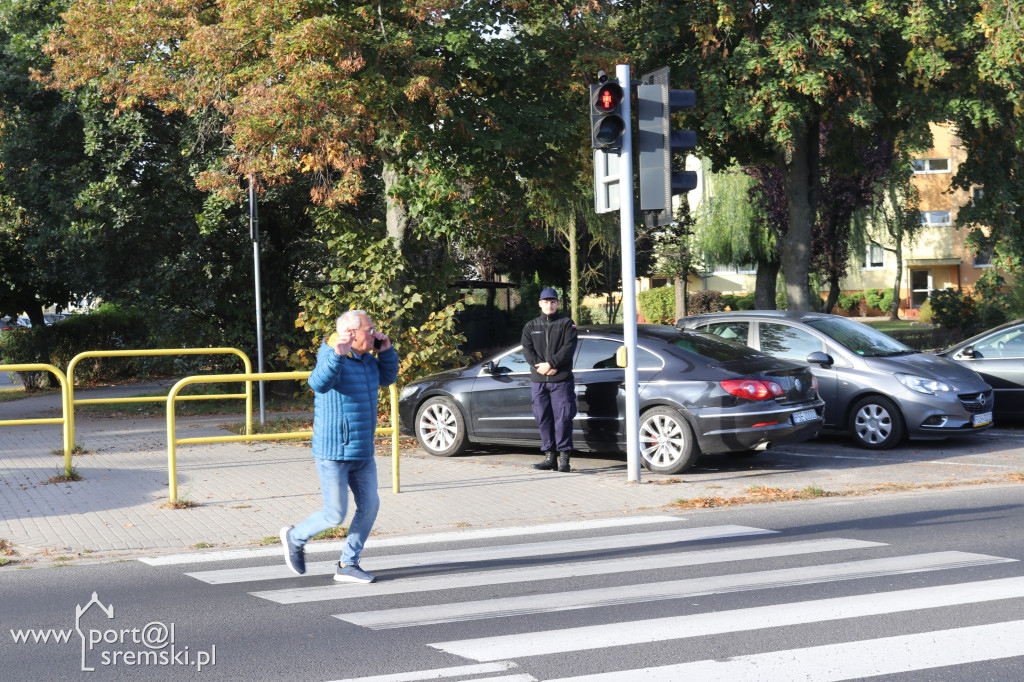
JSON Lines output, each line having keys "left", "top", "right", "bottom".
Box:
{"left": 355, "top": 327, "right": 376, "bottom": 335}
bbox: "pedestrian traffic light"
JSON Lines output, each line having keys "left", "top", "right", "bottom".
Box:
{"left": 637, "top": 67, "right": 698, "bottom": 226}
{"left": 590, "top": 76, "right": 626, "bottom": 150}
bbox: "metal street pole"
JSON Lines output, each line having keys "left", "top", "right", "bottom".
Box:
{"left": 249, "top": 174, "right": 266, "bottom": 425}
{"left": 616, "top": 64, "right": 641, "bottom": 483}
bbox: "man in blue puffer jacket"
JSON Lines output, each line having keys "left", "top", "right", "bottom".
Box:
{"left": 280, "top": 309, "right": 399, "bottom": 583}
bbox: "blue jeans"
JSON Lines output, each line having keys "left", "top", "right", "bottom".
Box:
{"left": 292, "top": 457, "right": 380, "bottom": 566}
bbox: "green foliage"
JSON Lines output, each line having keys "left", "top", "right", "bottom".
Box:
{"left": 637, "top": 286, "right": 676, "bottom": 324}
{"left": 775, "top": 292, "right": 788, "bottom": 310}
{"left": 863, "top": 289, "right": 895, "bottom": 313}
{"left": 838, "top": 291, "right": 865, "bottom": 313}
{"left": 1, "top": 305, "right": 151, "bottom": 388}
{"left": 284, "top": 218, "right": 472, "bottom": 385}
{"left": 928, "top": 288, "right": 979, "bottom": 334}
{"left": 917, "top": 299, "right": 933, "bottom": 324}
{"left": 688, "top": 290, "right": 724, "bottom": 315}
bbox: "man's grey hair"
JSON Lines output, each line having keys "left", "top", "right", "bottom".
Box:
{"left": 337, "top": 310, "right": 369, "bottom": 333}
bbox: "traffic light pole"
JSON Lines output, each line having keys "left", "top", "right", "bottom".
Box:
{"left": 615, "top": 64, "right": 642, "bottom": 484}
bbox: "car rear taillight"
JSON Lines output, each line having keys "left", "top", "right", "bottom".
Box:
{"left": 721, "top": 379, "right": 784, "bottom": 400}
{"left": 810, "top": 375, "right": 818, "bottom": 392}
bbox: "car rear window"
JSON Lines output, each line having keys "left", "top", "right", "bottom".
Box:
{"left": 668, "top": 332, "right": 767, "bottom": 363}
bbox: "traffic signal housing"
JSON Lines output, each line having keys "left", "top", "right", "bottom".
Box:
{"left": 637, "top": 67, "right": 697, "bottom": 226}
{"left": 590, "top": 80, "right": 626, "bottom": 150}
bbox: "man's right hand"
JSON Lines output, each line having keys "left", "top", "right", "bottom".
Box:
{"left": 333, "top": 330, "right": 354, "bottom": 356}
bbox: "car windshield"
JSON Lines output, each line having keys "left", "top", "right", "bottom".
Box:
{"left": 805, "top": 317, "right": 914, "bottom": 357}
{"left": 668, "top": 332, "right": 767, "bottom": 363}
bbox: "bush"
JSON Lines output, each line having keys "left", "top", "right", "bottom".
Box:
{"left": 838, "top": 291, "right": 865, "bottom": 314}
{"left": 928, "top": 288, "right": 979, "bottom": 334}
{"left": 916, "top": 299, "right": 933, "bottom": 324}
{"left": 637, "top": 286, "right": 677, "bottom": 324}
{"left": 688, "top": 289, "right": 724, "bottom": 315}
{"left": 1, "top": 304, "right": 152, "bottom": 388}
{"left": 720, "top": 294, "right": 737, "bottom": 311}
{"left": 775, "top": 292, "right": 787, "bottom": 310}
{"left": 734, "top": 293, "right": 755, "bottom": 310}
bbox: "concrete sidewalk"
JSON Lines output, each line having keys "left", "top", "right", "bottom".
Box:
{"left": 1, "top": 381, "right": 1021, "bottom": 566}
{"left": 0, "top": 383, "right": 693, "bottom": 565}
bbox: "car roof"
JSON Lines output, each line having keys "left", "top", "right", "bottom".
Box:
{"left": 576, "top": 324, "right": 697, "bottom": 341}
{"left": 682, "top": 310, "right": 836, "bottom": 323}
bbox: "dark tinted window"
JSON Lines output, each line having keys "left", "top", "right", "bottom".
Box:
{"left": 703, "top": 321, "right": 749, "bottom": 343}
{"left": 758, "top": 323, "right": 823, "bottom": 361}
{"left": 575, "top": 338, "right": 662, "bottom": 370}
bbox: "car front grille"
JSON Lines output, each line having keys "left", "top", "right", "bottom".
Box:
{"left": 959, "top": 391, "right": 994, "bottom": 414}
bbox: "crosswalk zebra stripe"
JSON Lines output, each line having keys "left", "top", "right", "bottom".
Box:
{"left": 252, "top": 538, "right": 883, "bottom": 605}
{"left": 541, "top": 619, "right": 1024, "bottom": 681}
{"left": 326, "top": 661, "right": 522, "bottom": 682}
{"left": 141, "top": 515, "right": 683, "bottom": 566}
{"left": 337, "top": 551, "right": 1014, "bottom": 629}
{"left": 188, "top": 525, "right": 774, "bottom": 585}
{"left": 430, "top": 575, "right": 1024, "bottom": 661}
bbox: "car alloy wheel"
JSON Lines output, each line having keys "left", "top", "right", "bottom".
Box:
{"left": 849, "top": 395, "right": 905, "bottom": 450}
{"left": 639, "top": 406, "right": 700, "bottom": 474}
{"left": 414, "top": 396, "right": 467, "bottom": 457}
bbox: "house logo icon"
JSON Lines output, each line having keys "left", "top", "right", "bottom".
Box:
{"left": 75, "top": 592, "right": 113, "bottom": 672}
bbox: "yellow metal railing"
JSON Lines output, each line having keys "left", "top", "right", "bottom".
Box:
{"left": 0, "top": 363, "right": 73, "bottom": 475}
{"left": 165, "top": 372, "right": 401, "bottom": 503}
{"left": 67, "top": 348, "right": 253, "bottom": 449}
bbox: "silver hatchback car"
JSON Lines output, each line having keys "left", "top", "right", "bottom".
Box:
{"left": 678, "top": 311, "right": 994, "bottom": 449}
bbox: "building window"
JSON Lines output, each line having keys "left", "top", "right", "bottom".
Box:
{"left": 919, "top": 210, "right": 952, "bottom": 226}
{"left": 974, "top": 240, "right": 994, "bottom": 268}
{"left": 913, "top": 158, "right": 950, "bottom": 174}
{"left": 861, "top": 243, "right": 885, "bottom": 269}
{"left": 711, "top": 263, "right": 756, "bottom": 275}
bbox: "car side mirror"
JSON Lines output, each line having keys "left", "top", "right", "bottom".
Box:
{"left": 482, "top": 360, "right": 496, "bottom": 374}
{"left": 806, "top": 351, "right": 833, "bottom": 367}
{"left": 959, "top": 346, "right": 976, "bottom": 359}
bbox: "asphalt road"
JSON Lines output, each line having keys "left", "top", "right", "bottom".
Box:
{"left": 3, "top": 486, "right": 1024, "bottom": 681}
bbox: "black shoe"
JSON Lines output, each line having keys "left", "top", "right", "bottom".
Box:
{"left": 280, "top": 526, "right": 306, "bottom": 575}
{"left": 533, "top": 451, "right": 558, "bottom": 471}
{"left": 557, "top": 451, "right": 572, "bottom": 472}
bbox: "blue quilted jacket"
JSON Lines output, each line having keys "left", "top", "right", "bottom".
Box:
{"left": 308, "top": 338, "right": 400, "bottom": 461}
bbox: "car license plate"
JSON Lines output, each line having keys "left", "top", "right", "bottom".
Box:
{"left": 973, "top": 412, "right": 992, "bottom": 427}
{"left": 792, "top": 409, "right": 817, "bottom": 424}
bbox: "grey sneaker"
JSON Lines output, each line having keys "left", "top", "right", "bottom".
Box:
{"left": 280, "top": 526, "right": 305, "bottom": 575}
{"left": 334, "top": 563, "right": 376, "bottom": 583}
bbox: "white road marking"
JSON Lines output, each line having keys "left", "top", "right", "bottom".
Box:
{"left": 326, "top": 661, "right": 522, "bottom": 681}
{"left": 253, "top": 538, "right": 882, "bottom": 604}
{"left": 140, "top": 515, "right": 683, "bottom": 566}
{"left": 543, "top": 619, "right": 1024, "bottom": 681}
{"left": 187, "top": 525, "right": 774, "bottom": 584}
{"left": 431, "top": 576, "right": 1024, "bottom": 661}
{"left": 337, "top": 551, "right": 1013, "bottom": 629}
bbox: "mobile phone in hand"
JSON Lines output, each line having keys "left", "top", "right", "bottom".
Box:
{"left": 374, "top": 337, "right": 383, "bottom": 350}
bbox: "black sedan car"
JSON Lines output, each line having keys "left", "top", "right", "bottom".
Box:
{"left": 937, "top": 318, "right": 1024, "bottom": 419}
{"left": 398, "top": 325, "right": 825, "bottom": 474}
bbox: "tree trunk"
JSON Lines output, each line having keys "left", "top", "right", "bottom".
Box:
{"left": 754, "top": 256, "right": 781, "bottom": 309}
{"left": 779, "top": 122, "right": 820, "bottom": 311}
{"left": 674, "top": 276, "right": 685, "bottom": 321}
{"left": 890, "top": 244, "right": 903, "bottom": 321}
{"left": 382, "top": 159, "right": 408, "bottom": 250}
{"left": 824, "top": 271, "right": 841, "bottom": 314}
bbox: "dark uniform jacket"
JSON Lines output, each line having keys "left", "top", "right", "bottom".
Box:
{"left": 521, "top": 312, "right": 578, "bottom": 383}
